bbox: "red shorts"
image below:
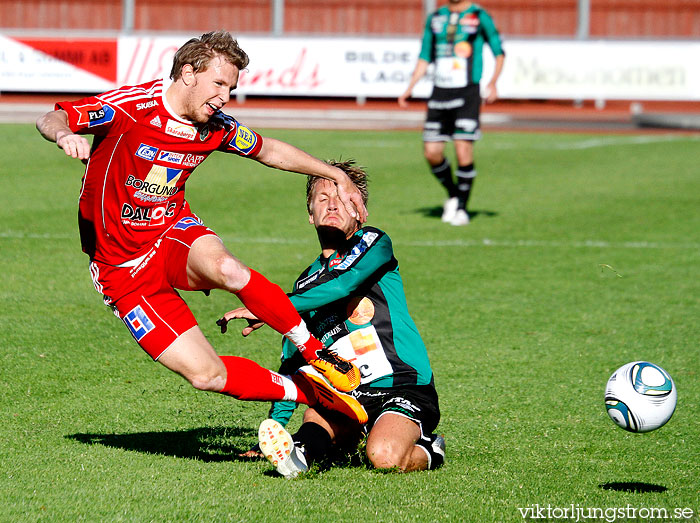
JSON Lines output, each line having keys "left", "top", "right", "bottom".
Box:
{"left": 89, "top": 216, "right": 218, "bottom": 360}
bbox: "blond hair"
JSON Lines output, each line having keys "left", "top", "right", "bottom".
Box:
{"left": 170, "top": 31, "right": 249, "bottom": 80}
{"left": 306, "top": 159, "right": 369, "bottom": 214}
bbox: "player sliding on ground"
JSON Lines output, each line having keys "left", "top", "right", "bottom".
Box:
{"left": 35, "top": 31, "right": 366, "bottom": 423}
{"left": 219, "top": 160, "right": 444, "bottom": 477}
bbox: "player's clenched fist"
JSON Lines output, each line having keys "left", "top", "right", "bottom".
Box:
{"left": 56, "top": 131, "right": 91, "bottom": 160}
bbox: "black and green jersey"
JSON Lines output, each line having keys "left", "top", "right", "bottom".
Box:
{"left": 270, "top": 226, "right": 435, "bottom": 426}
{"left": 419, "top": 3, "right": 504, "bottom": 88}
{"left": 269, "top": 227, "right": 433, "bottom": 425}
{"left": 287, "top": 226, "right": 433, "bottom": 387}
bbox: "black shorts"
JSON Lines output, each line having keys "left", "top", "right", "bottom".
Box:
{"left": 353, "top": 384, "right": 440, "bottom": 437}
{"left": 423, "top": 84, "right": 481, "bottom": 142}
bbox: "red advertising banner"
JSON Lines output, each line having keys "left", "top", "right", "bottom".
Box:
{"left": 14, "top": 38, "right": 117, "bottom": 83}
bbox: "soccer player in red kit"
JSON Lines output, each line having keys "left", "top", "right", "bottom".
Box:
{"left": 36, "top": 31, "right": 366, "bottom": 423}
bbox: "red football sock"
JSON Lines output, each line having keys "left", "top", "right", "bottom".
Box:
{"left": 236, "top": 269, "right": 301, "bottom": 334}
{"left": 218, "top": 356, "right": 312, "bottom": 404}
{"left": 290, "top": 332, "right": 324, "bottom": 362}
{"left": 235, "top": 269, "right": 323, "bottom": 361}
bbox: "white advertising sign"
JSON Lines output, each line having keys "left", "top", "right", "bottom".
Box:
{"left": 239, "top": 37, "right": 430, "bottom": 98}
{"left": 117, "top": 36, "right": 432, "bottom": 98}
{"left": 2, "top": 33, "right": 699, "bottom": 101}
{"left": 497, "top": 40, "right": 700, "bottom": 101}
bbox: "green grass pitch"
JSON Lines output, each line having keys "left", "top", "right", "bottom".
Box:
{"left": 1, "top": 123, "right": 699, "bottom": 521}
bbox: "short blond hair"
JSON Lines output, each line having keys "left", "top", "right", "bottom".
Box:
{"left": 170, "top": 31, "right": 249, "bottom": 80}
{"left": 307, "top": 159, "right": 369, "bottom": 214}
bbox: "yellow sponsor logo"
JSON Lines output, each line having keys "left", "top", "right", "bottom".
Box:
{"left": 232, "top": 124, "right": 257, "bottom": 153}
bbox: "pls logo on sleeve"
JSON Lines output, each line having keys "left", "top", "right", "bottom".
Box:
{"left": 74, "top": 102, "right": 116, "bottom": 127}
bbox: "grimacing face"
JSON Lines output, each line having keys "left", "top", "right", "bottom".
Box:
{"left": 181, "top": 55, "right": 238, "bottom": 123}
{"left": 308, "top": 179, "right": 360, "bottom": 238}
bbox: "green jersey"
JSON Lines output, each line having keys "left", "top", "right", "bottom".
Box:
{"left": 419, "top": 3, "right": 504, "bottom": 89}
{"left": 269, "top": 226, "right": 435, "bottom": 425}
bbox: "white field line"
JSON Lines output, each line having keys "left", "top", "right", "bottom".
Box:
{"left": 1, "top": 231, "right": 75, "bottom": 239}
{"left": 401, "top": 238, "right": 700, "bottom": 250}
{"left": 2, "top": 230, "right": 698, "bottom": 250}
{"left": 326, "top": 134, "right": 700, "bottom": 151}
{"left": 493, "top": 134, "right": 700, "bottom": 150}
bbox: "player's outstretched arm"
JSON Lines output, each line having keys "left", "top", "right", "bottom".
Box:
{"left": 36, "top": 109, "right": 91, "bottom": 160}
{"left": 254, "top": 137, "right": 368, "bottom": 223}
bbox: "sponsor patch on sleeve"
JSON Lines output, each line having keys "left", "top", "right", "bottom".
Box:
{"left": 74, "top": 102, "right": 116, "bottom": 128}
{"left": 229, "top": 123, "right": 258, "bottom": 154}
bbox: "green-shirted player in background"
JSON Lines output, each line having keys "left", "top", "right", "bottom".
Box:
{"left": 219, "top": 160, "right": 444, "bottom": 478}
{"left": 399, "top": 0, "right": 505, "bottom": 226}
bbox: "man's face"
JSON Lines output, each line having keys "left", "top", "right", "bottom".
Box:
{"left": 308, "top": 179, "right": 360, "bottom": 238}
{"left": 181, "top": 55, "right": 239, "bottom": 123}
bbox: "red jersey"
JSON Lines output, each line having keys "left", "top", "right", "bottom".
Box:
{"left": 57, "top": 78, "right": 263, "bottom": 265}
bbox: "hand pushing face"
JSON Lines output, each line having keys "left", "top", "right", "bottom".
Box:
{"left": 308, "top": 179, "right": 360, "bottom": 239}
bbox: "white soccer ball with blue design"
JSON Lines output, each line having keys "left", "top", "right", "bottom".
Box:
{"left": 604, "top": 361, "right": 677, "bottom": 433}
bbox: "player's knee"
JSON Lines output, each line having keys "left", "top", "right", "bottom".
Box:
{"left": 215, "top": 255, "right": 250, "bottom": 292}
{"left": 424, "top": 150, "right": 443, "bottom": 166}
{"left": 366, "top": 441, "right": 409, "bottom": 471}
{"left": 188, "top": 371, "right": 226, "bottom": 392}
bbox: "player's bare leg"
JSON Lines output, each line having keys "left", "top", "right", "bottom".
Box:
{"left": 157, "top": 326, "right": 227, "bottom": 391}
{"left": 454, "top": 138, "right": 474, "bottom": 166}
{"left": 365, "top": 413, "right": 427, "bottom": 471}
{"left": 185, "top": 235, "right": 250, "bottom": 292}
{"left": 423, "top": 140, "right": 447, "bottom": 167}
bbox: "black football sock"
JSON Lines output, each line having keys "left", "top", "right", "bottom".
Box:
{"left": 293, "top": 422, "right": 333, "bottom": 464}
{"left": 430, "top": 158, "right": 458, "bottom": 198}
{"left": 456, "top": 163, "right": 476, "bottom": 211}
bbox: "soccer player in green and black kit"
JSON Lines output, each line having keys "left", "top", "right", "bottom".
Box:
{"left": 399, "top": 0, "right": 505, "bottom": 226}
{"left": 219, "top": 160, "right": 444, "bottom": 477}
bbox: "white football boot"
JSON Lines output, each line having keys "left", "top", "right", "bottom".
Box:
{"left": 441, "top": 197, "right": 459, "bottom": 223}
{"left": 450, "top": 209, "right": 469, "bottom": 226}
{"left": 258, "top": 419, "right": 308, "bottom": 479}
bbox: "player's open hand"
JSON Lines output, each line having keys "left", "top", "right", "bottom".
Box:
{"left": 56, "top": 131, "right": 91, "bottom": 160}
{"left": 336, "top": 176, "right": 368, "bottom": 223}
{"left": 217, "top": 307, "right": 265, "bottom": 336}
{"left": 238, "top": 443, "right": 264, "bottom": 459}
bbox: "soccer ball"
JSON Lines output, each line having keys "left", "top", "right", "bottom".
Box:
{"left": 604, "top": 361, "right": 677, "bottom": 433}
